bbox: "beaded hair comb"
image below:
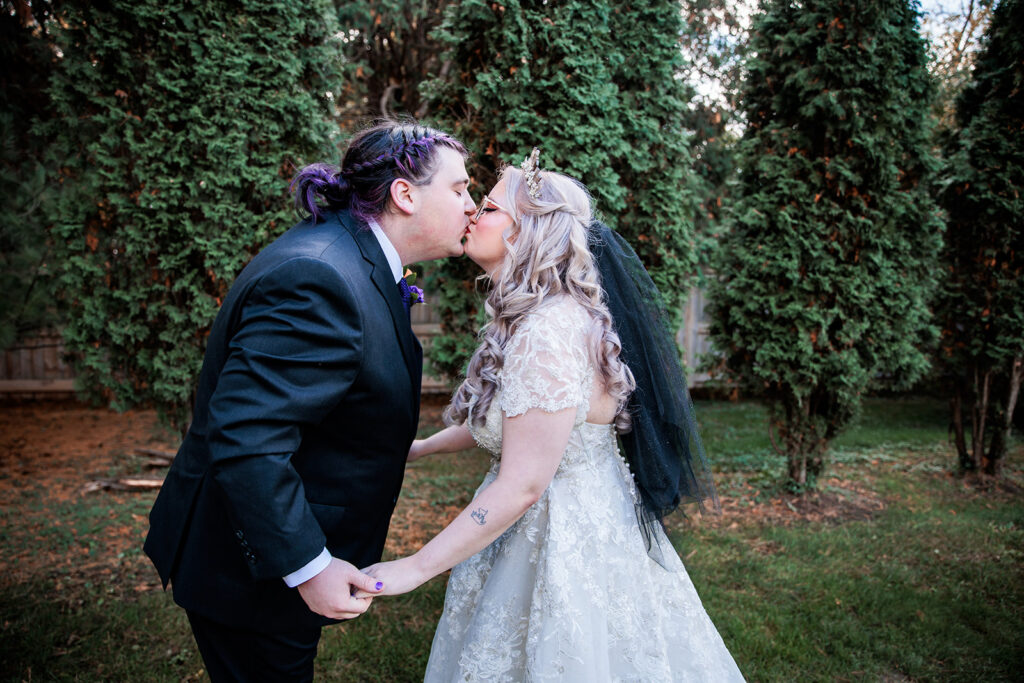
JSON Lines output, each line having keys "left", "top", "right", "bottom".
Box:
{"left": 521, "top": 148, "right": 542, "bottom": 199}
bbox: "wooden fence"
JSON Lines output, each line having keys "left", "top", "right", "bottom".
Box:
{"left": 0, "top": 330, "right": 76, "bottom": 398}
{"left": 680, "top": 286, "right": 713, "bottom": 387}
{"left": 0, "top": 287, "right": 712, "bottom": 399}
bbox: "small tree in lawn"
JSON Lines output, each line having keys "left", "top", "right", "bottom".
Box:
{"left": 708, "top": 0, "right": 943, "bottom": 487}
{"left": 423, "top": 0, "right": 700, "bottom": 380}
{"left": 938, "top": 0, "right": 1024, "bottom": 476}
{"left": 40, "top": 0, "right": 343, "bottom": 432}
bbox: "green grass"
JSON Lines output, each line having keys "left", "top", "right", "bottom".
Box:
{"left": 1, "top": 581, "right": 201, "bottom": 681}
{"left": 1, "top": 397, "right": 1021, "bottom": 682}
{"left": 679, "top": 470, "right": 1024, "bottom": 681}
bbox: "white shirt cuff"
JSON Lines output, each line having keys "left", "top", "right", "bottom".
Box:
{"left": 283, "top": 547, "right": 331, "bottom": 587}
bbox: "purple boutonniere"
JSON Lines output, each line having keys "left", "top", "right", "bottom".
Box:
{"left": 404, "top": 269, "right": 426, "bottom": 306}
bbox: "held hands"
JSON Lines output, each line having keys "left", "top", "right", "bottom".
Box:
{"left": 296, "top": 557, "right": 383, "bottom": 620}
{"left": 359, "top": 556, "right": 430, "bottom": 597}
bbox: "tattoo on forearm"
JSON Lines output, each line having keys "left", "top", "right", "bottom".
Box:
{"left": 470, "top": 507, "right": 488, "bottom": 526}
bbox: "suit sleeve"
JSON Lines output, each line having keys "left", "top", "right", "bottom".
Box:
{"left": 206, "top": 256, "right": 363, "bottom": 580}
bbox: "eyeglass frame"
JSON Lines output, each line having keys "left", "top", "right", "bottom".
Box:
{"left": 473, "top": 194, "right": 514, "bottom": 224}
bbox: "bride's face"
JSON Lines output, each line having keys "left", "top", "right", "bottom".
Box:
{"left": 464, "top": 177, "right": 514, "bottom": 276}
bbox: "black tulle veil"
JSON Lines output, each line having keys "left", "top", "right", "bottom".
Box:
{"left": 588, "top": 220, "right": 720, "bottom": 567}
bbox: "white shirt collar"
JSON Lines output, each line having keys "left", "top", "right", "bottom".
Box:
{"left": 366, "top": 218, "right": 404, "bottom": 284}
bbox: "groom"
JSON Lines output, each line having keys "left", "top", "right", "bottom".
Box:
{"left": 144, "top": 123, "right": 473, "bottom": 681}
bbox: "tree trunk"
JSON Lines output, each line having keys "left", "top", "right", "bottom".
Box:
{"left": 951, "top": 386, "right": 971, "bottom": 471}
{"left": 780, "top": 398, "right": 825, "bottom": 490}
{"left": 788, "top": 453, "right": 807, "bottom": 486}
{"left": 1007, "top": 355, "right": 1024, "bottom": 435}
{"left": 986, "top": 419, "right": 1006, "bottom": 476}
{"left": 971, "top": 367, "right": 992, "bottom": 469}
{"left": 986, "top": 356, "right": 1023, "bottom": 476}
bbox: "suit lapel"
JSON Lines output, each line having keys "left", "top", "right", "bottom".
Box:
{"left": 339, "top": 213, "right": 420, "bottom": 390}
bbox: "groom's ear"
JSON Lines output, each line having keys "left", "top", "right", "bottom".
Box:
{"left": 389, "top": 178, "right": 415, "bottom": 216}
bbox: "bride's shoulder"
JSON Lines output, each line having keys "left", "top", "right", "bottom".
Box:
{"left": 520, "top": 294, "right": 588, "bottom": 333}
{"left": 538, "top": 293, "right": 589, "bottom": 318}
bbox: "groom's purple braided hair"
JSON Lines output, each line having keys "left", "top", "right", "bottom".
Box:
{"left": 291, "top": 122, "right": 467, "bottom": 225}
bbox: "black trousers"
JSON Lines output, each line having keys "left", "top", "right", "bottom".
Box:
{"left": 186, "top": 611, "right": 321, "bottom": 682}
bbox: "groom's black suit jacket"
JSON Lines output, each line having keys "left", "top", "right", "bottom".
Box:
{"left": 144, "top": 209, "right": 422, "bottom": 632}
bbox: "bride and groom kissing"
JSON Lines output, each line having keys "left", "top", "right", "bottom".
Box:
{"left": 144, "top": 121, "right": 744, "bottom": 681}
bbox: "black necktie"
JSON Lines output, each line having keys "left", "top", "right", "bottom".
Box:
{"left": 397, "top": 277, "right": 412, "bottom": 317}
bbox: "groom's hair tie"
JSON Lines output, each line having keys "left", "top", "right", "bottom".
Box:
{"left": 291, "top": 121, "right": 467, "bottom": 224}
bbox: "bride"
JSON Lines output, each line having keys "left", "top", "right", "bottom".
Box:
{"left": 362, "top": 150, "right": 745, "bottom": 681}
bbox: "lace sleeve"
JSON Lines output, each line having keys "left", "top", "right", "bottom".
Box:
{"left": 499, "top": 299, "right": 592, "bottom": 418}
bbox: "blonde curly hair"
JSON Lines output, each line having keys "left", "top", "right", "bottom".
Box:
{"left": 444, "top": 164, "right": 635, "bottom": 432}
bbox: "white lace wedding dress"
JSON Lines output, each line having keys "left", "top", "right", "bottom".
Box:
{"left": 423, "top": 297, "right": 744, "bottom": 682}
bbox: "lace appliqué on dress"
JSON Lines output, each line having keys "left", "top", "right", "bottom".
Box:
{"left": 499, "top": 297, "right": 592, "bottom": 420}
{"left": 428, "top": 297, "right": 745, "bottom": 682}
{"left": 467, "top": 298, "right": 593, "bottom": 457}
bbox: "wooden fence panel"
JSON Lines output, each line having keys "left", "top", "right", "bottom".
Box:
{"left": 0, "top": 332, "right": 76, "bottom": 397}
{"left": 680, "top": 286, "right": 714, "bottom": 387}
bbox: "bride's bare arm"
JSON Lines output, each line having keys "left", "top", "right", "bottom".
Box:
{"left": 363, "top": 406, "right": 575, "bottom": 595}
{"left": 407, "top": 424, "right": 476, "bottom": 462}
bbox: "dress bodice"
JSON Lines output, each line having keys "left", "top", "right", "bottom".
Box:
{"left": 465, "top": 295, "right": 605, "bottom": 468}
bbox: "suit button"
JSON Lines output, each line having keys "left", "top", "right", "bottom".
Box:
{"left": 235, "top": 530, "right": 244, "bottom": 540}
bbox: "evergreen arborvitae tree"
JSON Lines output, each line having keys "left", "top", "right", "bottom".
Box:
{"left": 1, "top": 1, "right": 61, "bottom": 348}
{"left": 939, "top": 0, "right": 1024, "bottom": 476}
{"left": 422, "top": 0, "right": 699, "bottom": 380}
{"left": 40, "top": 0, "right": 343, "bottom": 430}
{"left": 708, "top": 0, "right": 942, "bottom": 486}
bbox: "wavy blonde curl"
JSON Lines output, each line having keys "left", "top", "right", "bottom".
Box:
{"left": 444, "top": 165, "right": 636, "bottom": 433}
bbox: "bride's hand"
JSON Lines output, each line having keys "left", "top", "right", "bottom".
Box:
{"left": 357, "top": 556, "right": 429, "bottom": 597}
{"left": 407, "top": 439, "right": 429, "bottom": 463}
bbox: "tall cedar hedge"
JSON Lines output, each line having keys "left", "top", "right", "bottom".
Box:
{"left": 708, "top": 0, "right": 942, "bottom": 486}
{"left": 938, "top": 0, "right": 1024, "bottom": 475}
{"left": 1, "top": 2, "right": 61, "bottom": 348}
{"left": 39, "top": 0, "right": 343, "bottom": 430}
{"left": 422, "top": 0, "right": 700, "bottom": 381}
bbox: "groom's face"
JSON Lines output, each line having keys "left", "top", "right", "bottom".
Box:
{"left": 409, "top": 147, "right": 475, "bottom": 260}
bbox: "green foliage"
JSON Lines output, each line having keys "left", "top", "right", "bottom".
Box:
{"left": 0, "top": 2, "right": 62, "bottom": 348}
{"left": 38, "top": 0, "right": 344, "bottom": 430}
{"left": 707, "top": 0, "right": 943, "bottom": 485}
{"left": 938, "top": 0, "right": 1024, "bottom": 472}
{"left": 422, "top": 0, "right": 700, "bottom": 381}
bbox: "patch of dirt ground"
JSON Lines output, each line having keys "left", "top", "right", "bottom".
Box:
{"left": 0, "top": 401, "right": 180, "bottom": 589}
{"left": 3, "top": 399, "right": 1005, "bottom": 590}
{"left": 714, "top": 478, "right": 888, "bottom": 527}
{"left": 0, "top": 400, "right": 178, "bottom": 500}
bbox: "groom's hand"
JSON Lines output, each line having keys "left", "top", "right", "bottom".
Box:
{"left": 296, "top": 557, "right": 383, "bottom": 620}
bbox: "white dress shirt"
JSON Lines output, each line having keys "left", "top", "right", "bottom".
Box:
{"left": 283, "top": 218, "right": 403, "bottom": 587}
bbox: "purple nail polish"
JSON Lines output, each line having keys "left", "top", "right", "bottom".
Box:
{"left": 375, "top": 581, "right": 383, "bottom": 590}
